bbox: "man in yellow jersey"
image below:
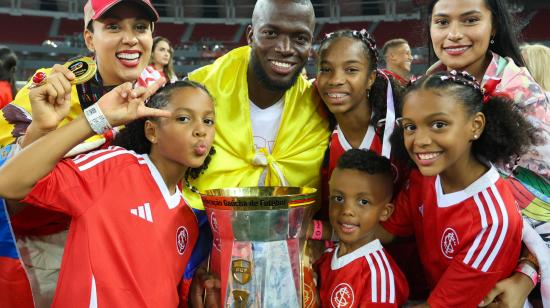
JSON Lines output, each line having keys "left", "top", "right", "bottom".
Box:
{"left": 187, "top": 0, "right": 329, "bottom": 205}
{"left": 187, "top": 1, "right": 330, "bottom": 306}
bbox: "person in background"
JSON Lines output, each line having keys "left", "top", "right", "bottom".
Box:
{"left": 521, "top": 44, "right": 550, "bottom": 94}
{"left": 0, "top": 46, "right": 17, "bottom": 109}
{"left": 138, "top": 36, "right": 178, "bottom": 87}
{"left": 381, "top": 38, "right": 413, "bottom": 86}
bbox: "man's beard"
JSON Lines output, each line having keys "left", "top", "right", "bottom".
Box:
{"left": 250, "top": 51, "right": 303, "bottom": 92}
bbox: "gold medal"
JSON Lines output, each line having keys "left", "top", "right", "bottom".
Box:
{"left": 64, "top": 57, "right": 96, "bottom": 84}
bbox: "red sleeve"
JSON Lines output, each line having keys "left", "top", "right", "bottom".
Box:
{"left": 381, "top": 170, "right": 422, "bottom": 237}
{"left": 0, "top": 91, "right": 12, "bottom": 109}
{"left": 427, "top": 259, "right": 502, "bottom": 308}
{"left": 20, "top": 147, "right": 135, "bottom": 217}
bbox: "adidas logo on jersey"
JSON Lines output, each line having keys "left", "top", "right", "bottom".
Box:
{"left": 130, "top": 203, "right": 153, "bottom": 222}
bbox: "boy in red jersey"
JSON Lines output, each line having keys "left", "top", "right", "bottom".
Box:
{"left": 315, "top": 149, "right": 409, "bottom": 307}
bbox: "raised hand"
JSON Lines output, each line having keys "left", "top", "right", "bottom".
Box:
{"left": 28, "top": 64, "right": 75, "bottom": 131}
{"left": 96, "top": 77, "right": 170, "bottom": 127}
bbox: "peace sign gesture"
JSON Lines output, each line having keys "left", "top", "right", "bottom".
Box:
{"left": 96, "top": 77, "right": 170, "bottom": 128}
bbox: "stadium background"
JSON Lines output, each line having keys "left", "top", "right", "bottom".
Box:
{"left": 0, "top": 0, "right": 548, "bottom": 87}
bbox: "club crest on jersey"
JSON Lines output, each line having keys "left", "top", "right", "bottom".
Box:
{"left": 176, "top": 226, "right": 188, "bottom": 255}
{"left": 331, "top": 283, "right": 354, "bottom": 308}
{"left": 210, "top": 212, "right": 221, "bottom": 251}
{"left": 232, "top": 259, "right": 252, "bottom": 285}
{"left": 303, "top": 280, "right": 315, "bottom": 308}
{"left": 441, "top": 227, "right": 459, "bottom": 259}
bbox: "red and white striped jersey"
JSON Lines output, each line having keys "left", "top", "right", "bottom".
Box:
{"left": 315, "top": 239, "right": 409, "bottom": 307}
{"left": 317, "top": 125, "right": 384, "bottom": 221}
{"left": 327, "top": 124, "right": 382, "bottom": 178}
{"left": 22, "top": 147, "right": 198, "bottom": 308}
{"left": 382, "top": 166, "right": 522, "bottom": 307}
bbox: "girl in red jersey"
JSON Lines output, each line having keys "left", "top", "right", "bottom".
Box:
{"left": 0, "top": 79, "right": 217, "bottom": 307}
{"left": 314, "top": 29, "right": 404, "bottom": 222}
{"left": 380, "top": 70, "right": 538, "bottom": 307}
{"left": 0, "top": 2, "right": 159, "bottom": 306}
{"left": 425, "top": 1, "right": 550, "bottom": 304}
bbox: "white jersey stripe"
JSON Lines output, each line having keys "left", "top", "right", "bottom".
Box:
{"left": 138, "top": 206, "right": 145, "bottom": 220}
{"left": 481, "top": 185, "right": 509, "bottom": 272}
{"left": 365, "top": 254, "right": 378, "bottom": 303}
{"left": 89, "top": 275, "right": 97, "bottom": 308}
{"left": 78, "top": 150, "right": 130, "bottom": 171}
{"left": 380, "top": 251, "right": 396, "bottom": 303}
{"left": 464, "top": 194, "right": 489, "bottom": 264}
{"left": 472, "top": 189, "right": 499, "bottom": 270}
{"left": 373, "top": 251, "right": 387, "bottom": 303}
{"left": 73, "top": 147, "right": 119, "bottom": 164}
{"left": 74, "top": 147, "right": 145, "bottom": 168}
{"left": 144, "top": 203, "right": 153, "bottom": 223}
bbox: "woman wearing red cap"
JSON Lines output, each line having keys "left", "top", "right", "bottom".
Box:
{"left": 0, "top": 1, "right": 160, "bottom": 307}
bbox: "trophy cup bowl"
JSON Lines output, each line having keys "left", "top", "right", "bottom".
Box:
{"left": 201, "top": 187, "right": 317, "bottom": 307}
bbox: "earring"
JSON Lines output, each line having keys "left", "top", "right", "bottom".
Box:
{"left": 473, "top": 135, "right": 478, "bottom": 139}
{"left": 490, "top": 38, "right": 494, "bottom": 45}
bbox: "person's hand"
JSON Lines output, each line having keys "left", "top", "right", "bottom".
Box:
{"left": 188, "top": 264, "right": 220, "bottom": 308}
{"left": 28, "top": 64, "right": 75, "bottom": 131}
{"left": 478, "top": 272, "right": 534, "bottom": 308}
{"left": 96, "top": 77, "right": 170, "bottom": 127}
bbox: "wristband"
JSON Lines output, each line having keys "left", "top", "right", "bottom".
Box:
{"left": 83, "top": 103, "right": 112, "bottom": 135}
{"left": 515, "top": 262, "right": 540, "bottom": 286}
{"left": 519, "top": 255, "right": 540, "bottom": 271}
{"left": 312, "top": 220, "right": 323, "bottom": 241}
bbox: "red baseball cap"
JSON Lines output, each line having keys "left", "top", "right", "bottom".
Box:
{"left": 84, "top": 0, "right": 159, "bottom": 29}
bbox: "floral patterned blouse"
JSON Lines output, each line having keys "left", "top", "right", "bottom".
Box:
{"left": 483, "top": 52, "right": 550, "bottom": 180}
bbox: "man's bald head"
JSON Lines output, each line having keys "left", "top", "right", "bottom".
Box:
{"left": 247, "top": 0, "right": 315, "bottom": 92}
{"left": 252, "top": 0, "right": 315, "bottom": 31}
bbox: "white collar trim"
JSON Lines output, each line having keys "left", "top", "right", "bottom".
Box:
{"left": 143, "top": 155, "right": 182, "bottom": 209}
{"left": 436, "top": 165, "right": 500, "bottom": 207}
{"left": 336, "top": 124, "right": 375, "bottom": 151}
{"left": 331, "top": 239, "right": 383, "bottom": 270}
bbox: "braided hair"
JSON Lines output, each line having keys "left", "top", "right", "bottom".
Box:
{"left": 391, "top": 70, "right": 538, "bottom": 166}
{"left": 317, "top": 29, "right": 403, "bottom": 132}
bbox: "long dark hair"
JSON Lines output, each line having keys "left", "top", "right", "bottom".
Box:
{"left": 0, "top": 46, "right": 17, "bottom": 98}
{"left": 317, "top": 29, "right": 403, "bottom": 132}
{"left": 151, "top": 36, "right": 176, "bottom": 81}
{"left": 113, "top": 80, "right": 216, "bottom": 181}
{"left": 425, "top": 0, "right": 525, "bottom": 67}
